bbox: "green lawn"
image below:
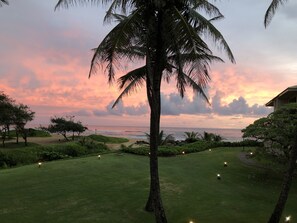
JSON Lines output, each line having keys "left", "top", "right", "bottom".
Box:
{"left": 0, "top": 147, "right": 296, "bottom": 223}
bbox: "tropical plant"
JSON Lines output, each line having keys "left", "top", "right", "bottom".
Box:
{"left": 55, "top": 1, "right": 234, "bottom": 222}
{"left": 46, "top": 116, "right": 87, "bottom": 141}
{"left": 201, "top": 131, "right": 223, "bottom": 142}
{"left": 264, "top": 0, "right": 287, "bottom": 27}
{"left": 243, "top": 103, "right": 297, "bottom": 223}
{"left": 146, "top": 130, "right": 175, "bottom": 146}
{"left": 184, "top": 131, "right": 201, "bottom": 143}
{"left": 12, "top": 104, "right": 35, "bottom": 146}
{"left": 0, "top": 92, "right": 35, "bottom": 147}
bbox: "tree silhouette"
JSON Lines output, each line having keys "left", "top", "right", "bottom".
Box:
{"left": 55, "top": 1, "right": 234, "bottom": 222}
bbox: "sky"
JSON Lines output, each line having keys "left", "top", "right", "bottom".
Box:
{"left": 1, "top": 0, "right": 297, "bottom": 129}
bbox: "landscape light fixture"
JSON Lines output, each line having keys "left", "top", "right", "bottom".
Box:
{"left": 224, "top": 162, "right": 228, "bottom": 167}
{"left": 98, "top": 155, "right": 101, "bottom": 159}
{"left": 217, "top": 174, "right": 221, "bottom": 180}
{"left": 38, "top": 162, "right": 42, "bottom": 168}
{"left": 209, "top": 149, "right": 212, "bottom": 152}
{"left": 249, "top": 152, "right": 253, "bottom": 156}
{"left": 189, "top": 221, "right": 194, "bottom": 223}
{"left": 285, "top": 216, "right": 291, "bottom": 222}
{"left": 182, "top": 151, "right": 185, "bottom": 155}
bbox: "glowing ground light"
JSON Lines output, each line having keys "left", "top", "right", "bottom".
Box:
{"left": 224, "top": 162, "right": 228, "bottom": 167}
{"left": 38, "top": 162, "right": 42, "bottom": 168}
{"left": 182, "top": 151, "right": 185, "bottom": 155}
{"left": 217, "top": 174, "right": 221, "bottom": 180}
{"left": 189, "top": 221, "right": 194, "bottom": 223}
{"left": 285, "top": 216, "right": 291, "bottom": 222}
{"left": 98, "top": 155, "right": 101, "bottom": 159}
{"left": 209, "top": 149, "right": 212, "bottom": 151}
{"left": 250, "top": 152, "right": 253, "bottom": 155}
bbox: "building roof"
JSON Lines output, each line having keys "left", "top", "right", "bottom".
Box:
{"left": 266, "top": 85, "right": 297, "bottom": 107}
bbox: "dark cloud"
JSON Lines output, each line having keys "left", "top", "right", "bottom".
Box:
{"left": 212, "top": 91, "right": 272, "bottom": 116}
{"left": 161, "top": 93, "right": 211, "bottom": 115}
{"left": 91, "top": 92, "right": 271, "bottom": 118}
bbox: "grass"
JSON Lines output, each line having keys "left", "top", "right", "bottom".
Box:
{"left": 87, "top": 134, "right": 129, "bottom": 144}
{"left": 0, "top": 147, "right": 296, "bottom": 223}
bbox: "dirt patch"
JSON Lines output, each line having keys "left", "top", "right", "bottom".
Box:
{"left": 106, "top": 139, "right": 138, "bottom": 151}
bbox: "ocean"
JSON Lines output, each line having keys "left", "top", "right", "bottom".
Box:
{"left": 85, "top": 125, "right": 243, "bottom": 142}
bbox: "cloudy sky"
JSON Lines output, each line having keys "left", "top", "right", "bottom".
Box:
{"left": 1, "top": 0, "right": 297, "bottom": 129}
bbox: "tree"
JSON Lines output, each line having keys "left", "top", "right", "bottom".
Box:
{"left": 184, "top": 131, "right": 201, "bottom": 143}
{"left": 146, "top": 130, "right": 175, "bottom": 146}
{"left": 242, "top": 103, "right": 297, "bottom": 223}
{"left": 55, "top": 1, "right": 234, "bottom": 222}
{"left": 264, "top": 0, "right": 287, "bottom": 27}
{"left": 201, "top": 131, "right": 223, "bottom": 142}
{"left": 47, "top": 116, "right": 87, "bottom": 141}
{"left": 0, "top": 92, "right": 35, "bottom": 146}
{"left": 0, "top": 92, "right": 15, "bottom": 147}
{"left": 12, "top": 104, "right": 35, "bottom": 146}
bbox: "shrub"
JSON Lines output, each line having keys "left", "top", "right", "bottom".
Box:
{"left": 121, "top": 140, "right": 259, "bottom": 157}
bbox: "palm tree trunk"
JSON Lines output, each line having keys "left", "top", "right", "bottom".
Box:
{"left": 144, "top": 9, "right": 167, "bottom": 223}
{"left": 145, "top": 82, "right": 167, "bottom": 223}
{"left": 268, "top": 134, "right": 297, "bottom": 223}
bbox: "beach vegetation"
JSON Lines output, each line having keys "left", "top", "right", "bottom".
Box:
{"left": 146, "top": 130, "right": 175, "bottom": 146}
{"left": 10, "top": 129, "right": 51, "bottom": 138}
{"left": 0, "top": 140, "right": 109, "bottom": 168}
{"left": 184, "top": 131, "right": 201, "bottom": 143}
{"left": 46, "top": 116, "right": 88, "bottom": 141}
{"left": 0, "top": 92, "right": 35, "bottom": 147}
{"left": 242, "top": 103, "right": 297, "bottom": 223}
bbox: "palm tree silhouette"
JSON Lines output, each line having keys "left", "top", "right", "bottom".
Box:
{"left": 55, "top": 1, "right": 234, "bottom": 222}
{"left": 264, "top": 0, "right": 287, "bottom": 27}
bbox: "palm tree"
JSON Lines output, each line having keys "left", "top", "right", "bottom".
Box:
{"left": 0, "top": 0, "right": 8, "bottom": 7}
{"left": 264, "top": 0, "right": 287, "bottom": 27}
{"left": 55, "top": 1, "right": 234, "bottom": 222}
{"left": 184, "top": 131, "right": 201, "bottom": 143}
{"left": 146, "top": 130, "right": 175, "bottom": 146}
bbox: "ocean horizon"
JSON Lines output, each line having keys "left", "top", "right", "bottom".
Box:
{"left": 85, "top": 125, "right": 243, "bottom": 142}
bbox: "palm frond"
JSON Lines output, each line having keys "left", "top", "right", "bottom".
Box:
{"left": 104, "top": 0, "right": 134, "bottom": 22}
{"left": 55, "top": 0, "right": 102, "bottom": 10}
{"left": 264, "top": 0, "right": 287, "bottom": 27}
{"left": 89, "top": 7, "right": 145, "bottom": 83}
{"left": 112, "top": 66, "right": 146, "bottom": 107}
{"left": 169, "top": 6, "right": 210, "bottom": 55}
{"left": 191, "top": 0, "right": 223, "bottom": 18}
{"left": 0, "top": 0, "right": 8, "bottom": 7}
{"left": 188, "top": 7, "right": 235, "bottom": 63}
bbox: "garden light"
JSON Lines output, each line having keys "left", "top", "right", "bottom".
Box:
{"left": 38, "top": 162, "right": 42, "bottom": 168}
{"left": 224, "top": 162, "right": 228, "bottom": 167}
{"left": 98, "top": 155, "right": 101, "bottom": 159}
{"left": 182, "top": 151, "right": 185, "bottom": 155}
{"left": 217, "top": 174, "right": 221, "bottom": 180}
{"left": 285, "top": 216, "right": 291, "bottom": 222}
{"left": 249, "top": 152, "right": 253, "bottom": 156}
{"left": 209, "top": 149, "right": 212, "bottom": 151}
{"left": 189, "top": 221, "right": 194, "bottom": 223}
